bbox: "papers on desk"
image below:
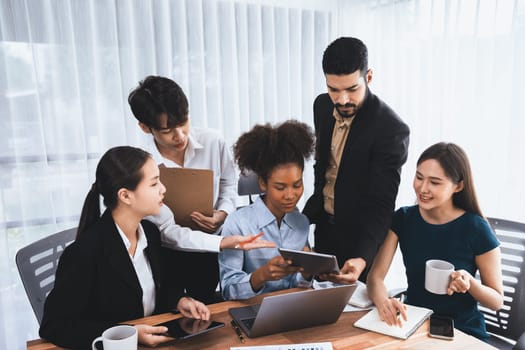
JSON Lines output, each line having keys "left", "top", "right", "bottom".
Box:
{"left": 313, "top": 280, "right": 374, "bottom": 311}
{"left": 353, "top": 304, "right": 433, "bottom": 340}
{"left": 230, "top": 344, "right": 332, "bottom": 350}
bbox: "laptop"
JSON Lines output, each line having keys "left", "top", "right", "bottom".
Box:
{"left": 229, "top": 285, "right": 356, "bottom": 338}
{"left": 159, "top": 166, "right": 213, "bottom": 230}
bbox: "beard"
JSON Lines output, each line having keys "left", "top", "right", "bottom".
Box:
{"left": 335, "top": 102, "right": 360, "bottom": 118}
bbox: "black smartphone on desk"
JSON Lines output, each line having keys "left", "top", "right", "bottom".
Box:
{"left": 429, "top": 315, "right": 454, "bottom": 340}
{"left": 156, "top": 317, "right": 225, "bottom": 340}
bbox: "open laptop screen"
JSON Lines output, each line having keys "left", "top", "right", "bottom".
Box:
{"left": 229, "top": 285, "right": 356, "bottom": 338}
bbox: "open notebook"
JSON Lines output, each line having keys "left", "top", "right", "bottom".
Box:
{"left": 353, "top": 304, "right": 433, "bottom": 339}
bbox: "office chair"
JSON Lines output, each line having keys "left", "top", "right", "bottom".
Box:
{"left": 15, "top": 227, "right": 77, "bottom": 324}
{"left": 237, "top": 170, "right": 263, "bottom": 205}
{"left": 480, "top": 217, "right": 525, "bottom": 350}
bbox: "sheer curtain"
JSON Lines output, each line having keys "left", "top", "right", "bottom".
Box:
{"left": 0, "top": 1, "right": 333, "bottom": 348}
{"left": 338, "top": 0, "right": 525, "bottom": 222}
{"left": 3, "top": 0, "right": 524, "bottom": 348}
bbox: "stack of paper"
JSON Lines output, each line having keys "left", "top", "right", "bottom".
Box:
{"left": 313, "top": 280, "right": 373, "bottom": 309}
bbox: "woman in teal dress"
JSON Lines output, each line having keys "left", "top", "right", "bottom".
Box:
{"left": 367, "top": 142, "right": 503, "bottom": 340}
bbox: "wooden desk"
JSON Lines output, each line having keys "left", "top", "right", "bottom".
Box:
{"left": 27, "top": 289, "right": 496, "bottom": 350}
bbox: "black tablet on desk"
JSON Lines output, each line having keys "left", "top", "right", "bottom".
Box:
{"left": 156, "top": 317, "right": 224, "bottom": 340}
{"left": 278, "top": 248, "right": 340, "bottom": 275}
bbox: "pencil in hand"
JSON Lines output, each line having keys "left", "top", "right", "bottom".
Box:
{"left": 236, "top": 232, "right": 264, "bottom": 248}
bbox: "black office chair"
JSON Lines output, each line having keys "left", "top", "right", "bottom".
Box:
{"left": 237, "top": 170, "right": 263, "bottom": 205}
{"left": 15, "top": 227, "right": 77, "bottom": 324}
{"left": 480, "top": 217, "right": 525, "bottom": 350}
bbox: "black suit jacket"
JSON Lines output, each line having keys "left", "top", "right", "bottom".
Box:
{"left": 303, "top": 90, "right": 410, "bottom": 277}
{"left": 39, "top": 210, "right": 184, "bottom": 349}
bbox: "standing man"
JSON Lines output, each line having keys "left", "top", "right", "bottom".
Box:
{"left": 128, "top": 75, "right": 236, "bottom": 303}
{"left": 303, "top": 37, "right": 410, "bottom": 283}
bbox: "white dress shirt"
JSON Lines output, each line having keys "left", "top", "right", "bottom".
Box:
{"left": 150, "top": 204, "right": 222, "bottom": 252}
{"left": 116, "top": 223, "right": 156, "bottom": 316}
{"left": 146, "top": 127, "right": 237, "bottom": 215}
{"left": 143, "top": 127, "right": 236, "bottom": 252}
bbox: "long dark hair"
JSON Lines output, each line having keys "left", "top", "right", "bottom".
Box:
{"left": 77, "top": 146, "right": 151, "bottom": 238}
{"left": 233, "top": 120, "right": 315, "bottom": 183}
{"left": 417, "top": 142, "right": 483, "bottom": 217}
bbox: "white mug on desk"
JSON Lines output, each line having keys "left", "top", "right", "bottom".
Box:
{"left": 91, "top": 325, "right": 137, "bottom": 350}
{"left": 425, "top": 259, "right": 454, "bottom": 295}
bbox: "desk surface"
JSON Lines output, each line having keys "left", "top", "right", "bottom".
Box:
{"left": 27, "top": 289, "right": 496, "bottom": 350}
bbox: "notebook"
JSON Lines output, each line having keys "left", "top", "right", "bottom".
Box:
{"left": 229, "top": 285, "right": 356, "bottom": 338}
{"left": 353, "top": 304, "right": 433, "bottom": 339}
{"left": 159, "top": 166, "right": 213, "bottom": 230}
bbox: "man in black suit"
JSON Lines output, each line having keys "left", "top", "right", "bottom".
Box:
{"left": 303, "top": 37, "right": 410, "bottom": 283}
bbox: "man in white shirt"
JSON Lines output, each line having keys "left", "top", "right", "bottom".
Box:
{"left": 128, "top": 75, "right": 236, "bottom": 303}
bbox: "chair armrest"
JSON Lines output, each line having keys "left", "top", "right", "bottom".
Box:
{"left": 513, "top": 332, "right": 525, "bottom": 350}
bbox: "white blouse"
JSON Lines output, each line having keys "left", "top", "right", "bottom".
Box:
{"left": 116, "top": 223, "right": 156, "bottom": 316}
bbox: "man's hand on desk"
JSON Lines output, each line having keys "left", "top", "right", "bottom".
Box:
{"left": 317, "top": 257, "right": 366, "bottom": 284}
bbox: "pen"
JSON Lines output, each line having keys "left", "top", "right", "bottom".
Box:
{"left": 396, "top": 294, "right": 405, "bottom": 318}
{"left": 230, "top": 319, "right": 245, "bottom": 343}
{"left": 236, "top": 232, "right": 264, "bottom": 248}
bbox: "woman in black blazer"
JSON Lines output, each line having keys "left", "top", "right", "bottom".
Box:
{"left": 39, "top": 146, "right": 210, "bottom": 349}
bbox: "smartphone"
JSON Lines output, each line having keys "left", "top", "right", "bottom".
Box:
{"left": 156, "top": 317, "right": 225, "bottom": 340}
{"left": 429, "top": 315, "right": 454, "bottom": 340}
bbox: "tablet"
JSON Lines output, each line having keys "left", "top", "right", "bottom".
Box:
{"left": 156, "top": 317, "right": 225, "bottom": 340}
{"left": 278, "top": 248, "right": 340, "bottom": 275}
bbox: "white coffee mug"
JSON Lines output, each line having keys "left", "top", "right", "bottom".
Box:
{"left": 425, "top": 259, "right": 455, "bottom": 295}
{"left": 91, "top": 325, "right": 137, "bottom": 350}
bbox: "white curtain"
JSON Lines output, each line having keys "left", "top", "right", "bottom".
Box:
{"left": 3, "top": 0, "right": 525, "bottom": 348}
{"left": 337, "top": 0, "right": 525, "bottom": 222}
{"left": 0, "top": 1, "right": 333, "bottom": 348}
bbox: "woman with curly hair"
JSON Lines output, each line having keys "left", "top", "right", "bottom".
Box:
{"left": 219, "top": 120, "right": 316, "bottom": 300}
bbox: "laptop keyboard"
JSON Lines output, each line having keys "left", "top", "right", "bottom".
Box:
{"left": 241, "top": 317, "right": 256, "bottom": 330}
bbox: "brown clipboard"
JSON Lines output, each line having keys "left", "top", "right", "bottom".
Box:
{"left": 159, "top": 166, "right": 214, "bottom": 230}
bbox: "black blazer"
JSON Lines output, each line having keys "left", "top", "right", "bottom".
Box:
{"left": 303, "top": 90, "right": 410, "bottom": 275}
{"left": 39, "top": 210, "right": 184, "bottom": 350}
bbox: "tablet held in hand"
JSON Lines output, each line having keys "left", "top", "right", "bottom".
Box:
{"left": 278, "top": 248, "right": 340, "bottom": 275}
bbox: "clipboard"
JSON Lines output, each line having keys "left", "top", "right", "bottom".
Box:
{"left": 159, "top": 166, "right": 214, "bottom": 230}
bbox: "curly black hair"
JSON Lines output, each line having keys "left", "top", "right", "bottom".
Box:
{"left": 233, "top": 120, "right": 315, "bottom": 182}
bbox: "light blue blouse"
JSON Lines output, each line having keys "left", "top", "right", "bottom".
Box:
{"left": 219, "top": 196, "right": 312, "bottom": 300}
